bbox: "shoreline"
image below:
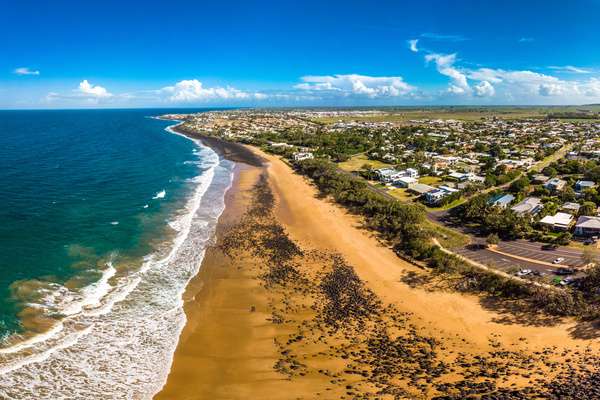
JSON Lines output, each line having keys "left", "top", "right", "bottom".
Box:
{"left": 157, "top": 130, "right": 600, "bottom": 398}
{"left": 172, "top": 124, "right": 264, "bottom": 167}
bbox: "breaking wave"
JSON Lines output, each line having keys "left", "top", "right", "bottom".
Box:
{"left": 0, "top": 124, "right": 234, "bottom": 399}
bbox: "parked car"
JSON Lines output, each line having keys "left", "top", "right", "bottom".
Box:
{"left": 584, "top": 238, "right": 597, "bottom": 245}
{"left": 553, "top": 257, "right": 565, "bottom": 264}
{"left": 517, "top": 269, "right": 532, "bottom": 277}
{"left": 542, "top": 243, "right": 559, "bottom": 250}
{"left": 555, "top": 267, "right": 575, "bottom": 275}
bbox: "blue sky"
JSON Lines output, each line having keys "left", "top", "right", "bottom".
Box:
{"left": 2, "top": 0, "right": 600, "bottom": 108}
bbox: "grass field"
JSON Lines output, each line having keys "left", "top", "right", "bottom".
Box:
{"left": 311, "top": 106, "right": 600, "bottom": 124}
{"left": 387, "top": 188, "right": 416, "bottom": 202}
{"left": 338, "top": 154, "right": 391, "bottom": 172}
{"left": 418, "top": 176, "right": 443, "bottom": 185}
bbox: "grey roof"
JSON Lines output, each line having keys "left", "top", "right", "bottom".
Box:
{"left": 576, "top": 216, "right": 600, "bottom": 229}
{"left": 511, "top": 197, "right": 542, "bottom": 214}
{"left": 409, "top": 183, "right": 436, "bottom": 194}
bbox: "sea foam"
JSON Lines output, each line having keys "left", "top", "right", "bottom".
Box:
{"left": 0, "top": 122, "right": 234, "bottom": 399}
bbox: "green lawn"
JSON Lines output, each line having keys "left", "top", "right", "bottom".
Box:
{"left": 425, "top": 220, "right": 470, "bottom": 249}
{"left": 418, "top": 176, "right": 443, "bottom": 185}
{"left": 387, "top": 188, "right": 415, "bottom": 202}
{"left": 338, "top": 154, "right": 391, "bottom": 172}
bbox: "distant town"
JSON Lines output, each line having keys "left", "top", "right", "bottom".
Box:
{"left": 164, "top": 108, "right": 600, "bottom": 289}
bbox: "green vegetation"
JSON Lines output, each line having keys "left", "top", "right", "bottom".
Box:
{"left": 292, "top": 158, "right": 599, "bottom": 320}
{"left": 337, "top": 154, "right": 391, "bottom": 172}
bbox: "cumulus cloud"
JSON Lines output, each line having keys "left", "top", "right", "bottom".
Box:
{"left": 14, "top": 67, "right": 40, "bottom": 76}
{"left": 408, "top": 39, "right": 419, "bottom": 52}
{"left": 474, "top": 80, "right": 495, "bottom": 97}
{"left": 425, "top": 53, "right": 470, "bottom": 94}
{"left": 518, "top": 37, "right": 534, "bottom": 43}
{"left": 78, "top": 80, "right": 112, "bottom": 98}
{"left": 159, "top": 79, "right": 265, "bottom": 102}
{"left": 411, "top": 41, "right": 600, "bottom": 103}
{"left": 294, "top": 74, "right": 415, "bottom": 98}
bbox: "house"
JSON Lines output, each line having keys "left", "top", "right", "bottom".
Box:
{"left": 466, "top": 173, "right": 486, "bottom": 184}
{"left": 425, "top": 189, "right": 448, "bottom": 205}
{"left": 561, "top": 202, "right": 581, "bottom": 214}
{"left": 293, "top": 152, "right": 314, "bottom": 161}
{"left": 511, "top": 197, "right": 543, "bottom": 216}
{"left": 448, "top": 171, "right": 468, "bottom": 181}
{"left": 404, "top": 168, "right": 419, "bottom": 178}
{"left": 408, "top": 183, "right": 436, "bottom": 195}
{"left": 424, "top": 186, "right": 458, "bottom": 205}
{"left": 375, "top": 168, "right": 402, "bottom": 183}
{"left": 574, "top": 216, "right": 600, "bottom": 236}
{"left": 575, "top": 180, "right": 596, "bottom": 193}
{"left": 393, "top": 177, "right": 417, "bottom": 188}
{"left": 543, "top": 178, "right": 567, "bottom": 192}
{"left": 489, "top": 193, "right": 515, "bottom": 208}
{"left": 532, "top": 174, "right": 550, "bottom": 184}
{"left": 539, "top": 212, "right": 574, "bottom": 231}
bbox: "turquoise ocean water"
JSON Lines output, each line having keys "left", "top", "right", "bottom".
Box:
{"left": 0, "top": 109, "right": 234, "bottom": 398}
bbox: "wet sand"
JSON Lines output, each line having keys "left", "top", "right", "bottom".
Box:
{"left": 156, "top": 145, "right": 600, "bottom": 399}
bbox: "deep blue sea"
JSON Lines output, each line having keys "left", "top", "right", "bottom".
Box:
{"left": 0, "top": 109, "right": 234, "bottom": 398}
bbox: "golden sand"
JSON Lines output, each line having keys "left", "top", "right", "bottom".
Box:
{"left": 156, "top": 149, "right": 600, "bottom": 399}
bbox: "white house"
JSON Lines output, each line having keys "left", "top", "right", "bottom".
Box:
{"left": 393, "top": 177, "right": 417, "bottom": 188}
{"left": 539, "top": 212, "right": 574, "bottom": 231}
{"left": 293, "top": 152, "right": 314, "bottom": 161}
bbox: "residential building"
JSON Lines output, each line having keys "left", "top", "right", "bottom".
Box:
{"left": 575, "top": 180, "right": 596, "bottom": 192}
{"left": 511, "top": 197, "right": 543, "bottom": 216}
{"left": 574, "top": 216, "right": 600, "bottom": 236}
{"left": 489, "top": 193, "right": 515, "bottom": 208}
{"left": 561, "top": 202, "right": 581, "bottom": 214}
{"left": 293, "top": 152, "right": 314, "bottom": 161}
{"left": 393, "top": 177, "right": 417, "bottom": 188}
{"left": 539, "top": 212, "right": 574, "bottom": 231}
{"left": 543, "top": 178, "right": 567, "bottom": 192}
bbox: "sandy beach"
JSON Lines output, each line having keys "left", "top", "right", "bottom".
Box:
{"left": 156, "top": 145, "right": 600, "bottom": 399}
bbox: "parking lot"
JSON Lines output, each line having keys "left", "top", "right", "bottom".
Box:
{"left": 496, "top": 240, "right": 586, "bottom": 268}
{"left": 455, "top": 239, "right": 587, "bottom": 277}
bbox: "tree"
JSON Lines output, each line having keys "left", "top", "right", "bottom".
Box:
{"left": 486, "top": 233, "right": 500, "bottom": 247}
{"left": 579, "top": 201, "right": 597, "bottom": 216}
{"left": 583, "top": 246, "right": 600, "bottom": 266}
{"left": 509, "top": 176, "right": 530, "bottom": 193}
{"left": 542, "top": 166, "right": 558, "bottom": 178}
{"left": 561, "top": 186, "right": 576, "bottom": 202}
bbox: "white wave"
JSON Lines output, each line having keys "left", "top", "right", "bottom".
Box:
{"left": 0, "top": 326, "right": 92, "bottom": 375}
{"left": 110, "top": 221, "right": 119, "bottom": 225}
{"left": 152, "top": 190, "right": 166, "bottom": 200}
{"left": 0, "top": 323, "right": 64, "bottom": 355}
{"left": 0, "top": 121, "right": 234, "bottom": 400}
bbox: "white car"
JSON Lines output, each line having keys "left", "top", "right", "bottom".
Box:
{"left": 553, "top": 257, "right": 565, "bottom": 264}
{"left": 517, "top": 269, "right": 532, "bottom": 277}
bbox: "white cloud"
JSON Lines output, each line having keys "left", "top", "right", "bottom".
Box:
{"left": 518, "top": 37, "right": 534, "bottom": 43}
{"left": 14, "top": 67, "right": 40, "bottom": 76}
{"left": 548, "top": 65, "right": 591, "bottom": 74}
{"left": 294, "top": 74, "right": 415, "bottom": 98}
{"left": 425, "top": 53, "right": 470, "bottom": 94}
{"left": 474, "top": 80, "right": 495, "bottom": 97}
{"left": 159, "top": 79, "right": 265, "bottom": 102}
{"left": 408, "top": 39, "right": 419, "bottom": 53}
{"left": 78, "top": 80, "right": 112, "bottom": 98}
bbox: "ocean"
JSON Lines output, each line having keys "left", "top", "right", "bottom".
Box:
{"left": 0, "top": 109, "right": 234, "bottom": 398}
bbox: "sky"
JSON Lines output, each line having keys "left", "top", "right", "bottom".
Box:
{"left": 2, "top": 0, "right": 600, "bottom": 109}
